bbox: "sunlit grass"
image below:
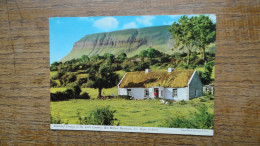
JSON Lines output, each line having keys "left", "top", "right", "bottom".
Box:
{"left": 51, "top": 96, "right": 214, "bottom": 127}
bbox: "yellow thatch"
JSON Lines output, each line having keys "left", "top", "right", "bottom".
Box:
{"left": 119, "top": 69, "right": 194, "bottom": 88}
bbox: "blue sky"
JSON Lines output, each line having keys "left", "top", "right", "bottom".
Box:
{"left": 49, "top": 14, "right": 216, "bottom": 64}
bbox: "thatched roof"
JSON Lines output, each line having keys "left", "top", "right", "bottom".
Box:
{"left": 119, "top": 69, "right": 194, "bottom": 88}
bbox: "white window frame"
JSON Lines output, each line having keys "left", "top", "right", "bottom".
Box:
{"left": 127, "top": 89, "right": 132, "bottom": 96}
{"left": 172, "top": 88, "right": 177, "bottom": 97}
{"left": 144, "top": 89, "right": 149, "bottom": 97}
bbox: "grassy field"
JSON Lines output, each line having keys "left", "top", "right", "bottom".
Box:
{"left": 51, "top": 96, "right": 214, "bottom": 127}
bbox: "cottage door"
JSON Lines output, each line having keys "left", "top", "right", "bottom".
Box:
{"left": 154, "top": 88, "right": 159, "bottom": 98}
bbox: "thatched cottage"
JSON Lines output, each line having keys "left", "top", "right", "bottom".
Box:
{"left": 118, "top": 68, "right": 203, "bottom": 101}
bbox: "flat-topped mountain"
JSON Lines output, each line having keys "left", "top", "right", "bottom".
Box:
{"left": 60, "top": 25, "right": 173, "bottom": 62}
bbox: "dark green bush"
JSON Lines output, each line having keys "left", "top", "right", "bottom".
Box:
{"left": 72, "top": 84, "right": 81, "bottom": 96}
{"left": 51, "top": 92, "right": 67, "bottom": 101}
{"left": 163, "top": 116, "right": 195, "bottom": 128}
{"left": 64, "top": 89, "right": 74, "bottom": 97}
{"left": 78, "top": 106, "right": 119, "bottom": 126}
{"left": 79, "top": 92, "right": 90, "bottom": 99}
{"left": 200, "top": 98, "right": 207, "bottom": 102}
{"left": 77, "top": 77, "right": 88, "bottom": 85}
{"left": 179, "top": 100, "right": 187, "bottom": 105}
{"left": 50, "top": 79, "right": 57, "bottom": 87}
{"left": 162, "top": 105, "right": 214, "bottom": 129}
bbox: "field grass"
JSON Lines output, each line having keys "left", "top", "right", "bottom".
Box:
{"left": 51, "top": 96, "right": 214, "bottom": 127}
{"left": 51, "top": 87, "right": 67, "bottom": 93}
{"left": 77, "top": 73, "right": 88, "bottom": 78}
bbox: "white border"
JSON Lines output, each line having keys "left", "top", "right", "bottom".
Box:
{"left": 50, "top": 124, "right": 213, "bottom": 136}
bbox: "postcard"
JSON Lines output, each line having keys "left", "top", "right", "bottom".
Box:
{"left": 50, "top": 14, "right": 216, "bottom": 136}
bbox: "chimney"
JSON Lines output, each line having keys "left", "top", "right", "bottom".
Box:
{"left": 145, "top": 69, "right": 151, "bottom": 73}
{"left": 168, "top": 68, "right": 175, "bottom": 72}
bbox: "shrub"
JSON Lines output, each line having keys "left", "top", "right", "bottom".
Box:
{"left": 160, "top": 56, "right": 170, "bottom": 63}
{"left": 162, "top": 105, "right": 213, "bottom": 129}
{"left": 179, "top": 100, "right": 187, "bottom": 105}
{"left": 51, "top": 88, "right": 75, "bottom": 101}
{"left": 51, "top": 92, "right": 67, "bottom": 101}
{"left": 50, "top": 79, "right": 57, "bottom": 87}
{"left": 193, "top": 105, "right": 214, "bottom": 129}
{"left": 77, "top": 77, "right": 88, "bottom": 85}
{"left": 64, "top": 89, "right": 74, "bottom": 98}
{"left": 50, "top": 115, "right": 63, "bottom": 124}
{"left": 52, "top": 71, "right": 65, "bottom": 80}
{"left": 79, "top": 92, "right": 90, "bottom": 99}
{"left": 112, "top": 64, "right": 123, "bottom": 71}
{"left": 206, "top": 95, "right": 214, "bottom": 100}
{"left": 203, "top": 92, "right": 210, "bottom": 96}
{"left": 72, "top": 84, "right": 81, "bottom": 96}
{"left": 200, "top": 98, "right": 207, "bottom": 102}
{"left": 163, "top": 116, "right": 195, "bottom": 128}
{"left": 78, "top": 106, "right": 119, "bottom": 126}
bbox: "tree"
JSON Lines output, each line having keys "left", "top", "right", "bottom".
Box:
{"left": 88, "top": 64, "right": 119, "bottom": 98}
{"left": 168, "top": 16, "right": 196, "bottom": 64}
{"left": 139, "top": 50, "right": 148, "bottom": 60}
{"left": 197, "top": 62, "right": 214, "bottom": 85}
{"left": 50, "top": 62, "right": 61, "bottom": 71}
{"left": 103, "top": 53, "right": 115, "bottom": 64}
{"left": 139, "top": 47, "right": 162, "bottom": 59}
{"left": 147, "top": 47, "right": 161, "bottom": 58}
{"left": 80, "top": 55, "right": 90, "bottom": 63}
{"left": 192, "top": 15, "right": 216, "bottom": 61}
{"left": 117, "top": 53, "right": 127, "bottom": 62}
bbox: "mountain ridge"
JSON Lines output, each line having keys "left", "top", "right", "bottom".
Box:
{"left": 60, "top": 25, "right": 173, "bottom": 62}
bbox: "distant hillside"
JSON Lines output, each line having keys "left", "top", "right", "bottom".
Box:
{"left": 60, "top": 25, "right": 173, "bottom": 62}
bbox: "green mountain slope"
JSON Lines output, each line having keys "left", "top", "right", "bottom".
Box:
{"left": 60, "top": 25, "right": 173, "bottom": 62}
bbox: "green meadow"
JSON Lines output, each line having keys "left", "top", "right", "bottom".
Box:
{"left": 50, "top": 96, "right": 214, "bottom": 127}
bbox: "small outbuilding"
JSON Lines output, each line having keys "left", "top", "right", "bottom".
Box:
{"left": 118, "top": 68, "right": 203, "bottom": 101}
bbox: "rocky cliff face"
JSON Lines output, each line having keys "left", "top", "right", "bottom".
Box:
{"left": 61, "top": 25, "right": 172, "bottom": 62}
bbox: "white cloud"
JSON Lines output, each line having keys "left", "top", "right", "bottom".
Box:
{"left": 123, "top": 22, "right": 137, "bottom": 29}
{"left": 78, "top": 17, "right": 94, "bottom": 21}
{"left": 163, "top": 21, "right": 174, "bottom": 25}
{"left": 136, "top": 16, "right": 155, "bottom": 26}
{"left": 93, "top": 17, "right": 119, "bottom": 31}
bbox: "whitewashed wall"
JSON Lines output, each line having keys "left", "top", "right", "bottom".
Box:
{"left": 119, "top": 86, "right": 190, "bottom": 101}
{"left": 164, "top": 87, "right": 189, "bottom": 101}
{"left": 118, "top": 88, "right": 127, "bottom": 95}
{"left": 131, "top": 88, "right": 146, "bottom": 99}
{"left": 118, "top": 88, "right": 146, "bottom": 99}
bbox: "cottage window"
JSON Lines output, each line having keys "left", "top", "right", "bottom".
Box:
{"left": 127, "top": 89, "right": 132, "bottom": 96}
{"left": 172, "top": 89, "right": 177, "bottom": 97}
{"left": 144, "top": 89, "right": 149, "bottom": 97}
{"left": 195, "top": 89, "right": 197, "bottom": 97}
{"left": 161, "top": 90, "right": 163, "bottom": 96}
